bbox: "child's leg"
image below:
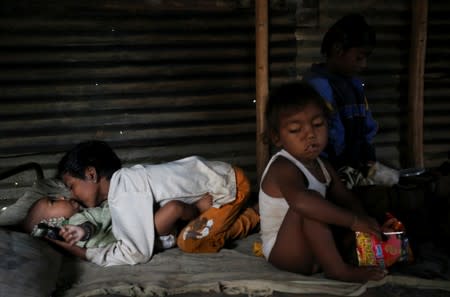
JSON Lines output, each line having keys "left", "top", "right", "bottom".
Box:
{"left": 221, "top": 207, "right": 259, "bottom": 241}
{"left": 154, "top": 200, "right": 199, "bottom": 236}
{"left": 177, "top": 166, "right": 259, "bottom": 253}
{"left": 269, "top": 208, "right": 386, "bottom": 283}
{"left": 268, "top": 208, "right": 318, "bottom": 274}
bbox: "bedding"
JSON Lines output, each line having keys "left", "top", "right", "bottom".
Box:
{"left": 1, "top": 176, "right": 450, "bottom": 297}
{"left": 2, "top": 229, "right": 450, "bottom": 297}
{"left": 0, "top": 227, "right": 63, "bottom": 297}
{"left": 0, "top": 178, "right": 70, "bottom": 226}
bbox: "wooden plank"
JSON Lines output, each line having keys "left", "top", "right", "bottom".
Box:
{"left": 408, "top": 0, "right": 428, "bottom": 167}
{"left": 255, "top": 0, "right": 269, "bottom": 182}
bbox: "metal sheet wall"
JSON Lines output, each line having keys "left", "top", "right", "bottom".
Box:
{"left": 424, "top": 1, "right": 450, "bottom": 168}
{"left": 0, "top": 0, "right": 297, "bottom": 199}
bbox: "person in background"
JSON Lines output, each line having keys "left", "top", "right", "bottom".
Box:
{"left": 258, "top": 81, "right": 386, "bottom": 283}
{"left": 303, "top": 14, "right": 379, "bottom": 185}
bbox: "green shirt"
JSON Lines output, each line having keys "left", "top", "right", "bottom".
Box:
{"left": 68, "top": 201, "right": 115, "bottom": 248}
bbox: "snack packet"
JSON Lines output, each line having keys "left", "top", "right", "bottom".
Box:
{"left": 355, "top": 213, "right": 413, "bottom": 269}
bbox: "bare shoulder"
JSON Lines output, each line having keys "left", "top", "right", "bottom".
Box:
{"left": 268, "top": 156, "right": 302, "bottom": 179}
{"left": 261, "top": 156, "right": 306, "bottom": 197}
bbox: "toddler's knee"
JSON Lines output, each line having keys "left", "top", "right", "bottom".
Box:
{"left": 163, "top": 200, "right": 185, "bottom": 217}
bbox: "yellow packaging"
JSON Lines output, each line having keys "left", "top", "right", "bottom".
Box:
{"left": 355, "top": 231, "right": 411, "bottom": 269}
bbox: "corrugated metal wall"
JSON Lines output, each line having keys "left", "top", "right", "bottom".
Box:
{"left": 0, "top": 0, "right": 297, "bottom": 200}
{"left": 424, "top": 1, "right": 450, "bottom": 168}
{"left": 3, "top": 0, "right": 448, "bottom": 202}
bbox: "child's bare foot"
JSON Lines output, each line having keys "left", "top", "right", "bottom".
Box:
{"left": 195, "top": 193, "right": 213, "bottom": 213}
{"left": 328, "top": 265, "right": 387, "bottom": 283}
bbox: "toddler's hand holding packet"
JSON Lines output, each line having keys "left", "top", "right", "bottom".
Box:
{"left": 355, "top": 214, "right": 413, "bottom": 269}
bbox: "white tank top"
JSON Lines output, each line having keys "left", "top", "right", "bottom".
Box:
{"left": 258, "top": 149, "right": 331, "bottom": 258}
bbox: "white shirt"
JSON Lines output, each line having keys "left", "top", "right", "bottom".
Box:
{"left": 259, "top": 149, "right": 331, "bottom": 258}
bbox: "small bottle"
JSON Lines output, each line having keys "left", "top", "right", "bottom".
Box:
{"left": 37, "top": 223, "right": 64, "bottom": 241}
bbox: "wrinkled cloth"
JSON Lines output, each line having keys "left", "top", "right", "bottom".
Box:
{"left": 177, "top": 166, "right": 259, "bottom": 253}
{"left": 52, "top": 233, "right": 450, "bottom": 297}
{"left": 338, "top": 163, "right": 399, "bottom": 190}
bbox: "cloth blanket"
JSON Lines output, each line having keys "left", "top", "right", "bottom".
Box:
{"left": 2, "top": 228, "right": 450, "bottom": 297}
{"left": 46, "top": 233, "right": 450, "bottom": 297}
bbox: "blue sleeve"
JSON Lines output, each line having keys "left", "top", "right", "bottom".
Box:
{"left": 305, "top": 78, "right": 346, "bottom": 156}
{"left": 352, "top": 79, "right": 378, "bottom": 143}
{"left": 365, "top": 105, "right": 378, "bottom": 143}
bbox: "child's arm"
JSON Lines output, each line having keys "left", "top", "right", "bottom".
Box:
{"left": 324, "top": 160, "right": 381, "bottom": 237}
{"left": 47, "top": 237, "right": 87, "bottom": 260}
{"left": 59, "top": 222, "right": 97, "bottom": 246}
{"left": 266, "top": 157, "right": 379, "bottom": 236}
{"left": 324, "top": 160, "right": 366, "bottom": 213}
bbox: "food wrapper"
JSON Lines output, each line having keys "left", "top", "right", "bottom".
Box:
{"left": 355, "top": 231, "right": 410, "bottom": 269}
{"left": 355, "top": 213, "right": 413, "bottom": 269}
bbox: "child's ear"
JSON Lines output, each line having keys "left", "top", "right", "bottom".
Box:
{"left": 270, "top": 130, "right": 282, "bottom": 147}
{"left": 84, "top": 166, "right": 98, "bottom": 183}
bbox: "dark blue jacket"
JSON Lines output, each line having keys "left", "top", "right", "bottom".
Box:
{"left": 303, "top": 63, "right": 378, "bottom": 170}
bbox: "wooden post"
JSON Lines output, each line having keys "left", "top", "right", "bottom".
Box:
{"left": 408, "top": 0, "right": 428, "bottom": 168}
{"left": 255, "top": 0, "right": 269, "bottom": 182}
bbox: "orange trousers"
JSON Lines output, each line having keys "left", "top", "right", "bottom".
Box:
{"left": 177, "top": 166, "right": 260, "bottom": 253}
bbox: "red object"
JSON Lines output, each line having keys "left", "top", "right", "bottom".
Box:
{"left": 356, "top": 213, "right": 413, "bottom": 269}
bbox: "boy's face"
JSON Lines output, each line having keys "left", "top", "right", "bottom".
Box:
{"left": 334, "top": 47, "right": 372, "bottom": 77}
{"left": 273, "top": 103, "right": 328, "bottom": 162}
{"left": 63, "top": 169, "right": 99, "bottom": 208}
{"left": 35, "top": 197, "right": 81, "bottom": 220}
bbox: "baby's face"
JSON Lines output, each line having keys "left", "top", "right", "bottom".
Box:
{"left": 36, "top": 197, "right": 81, "bottom": 220}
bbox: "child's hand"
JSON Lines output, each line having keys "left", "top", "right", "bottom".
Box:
{"left": 381, "top": 217, "right": 397, "bottom": 233}
{"left": 59, "top": 225, "right": 85, "bottom": 246}
{"left": 351, "top": 215, "right": 381, "bottom": 239}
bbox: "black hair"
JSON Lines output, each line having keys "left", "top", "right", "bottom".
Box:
{"left": 264, "top": 81, "right": 330, "bottom": 144}
{"left": 321, "top": 14, "right": 376, "bottom": 57}
{"left": 22, "top": 197, "right": 44, "bottom": 233}
{"left": 57, "top": 140, "right": 122, "bottom": 181}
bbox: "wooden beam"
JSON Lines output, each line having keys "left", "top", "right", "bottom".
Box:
{"left": 255, "top": 0, "right": 269, "bottom": 182}
{"left": 407, "top": 0, "right": 428, "bottom": 168}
